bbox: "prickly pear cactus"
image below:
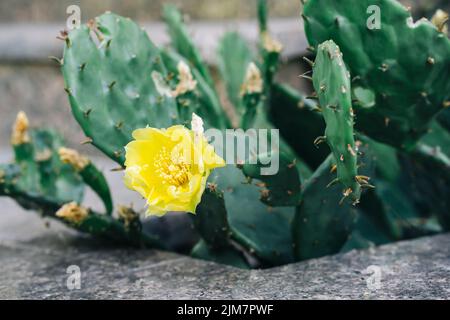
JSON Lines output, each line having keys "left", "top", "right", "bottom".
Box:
{"left": 217, "top": 32, "right": 253, "bottom": 119}
{"left": 62, "top": 13, "right": 180, "bottom": 165}
{"left": 35, "top": 0, "right": 450, "bottom": 270}
{"left": 208, "top": 165, "right": 297, "bottom": 267}
{"left": 292, "top": 155, "right": 358, "bottom": 260}
{"left": 0, "top": 112, "right": 165, "bottom": 249}
{"left": 58, "top": 147, "right": 113, "bottom": 215}
{"left": 6, "top": 112, "right": 84, "bottom": 208}
{"left": 303, "top": 0, "right": 450, "bottom": 150}
{"left": 312, "top": 40, "right": 363, "bottom": 204}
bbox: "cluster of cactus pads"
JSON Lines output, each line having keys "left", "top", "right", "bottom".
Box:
{"left": 1, "top": 0, "right": 450, "bottom": 269}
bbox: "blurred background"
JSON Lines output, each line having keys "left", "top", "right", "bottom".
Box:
{"left": 0, "top": 0, "right": 448, "bottom": 155}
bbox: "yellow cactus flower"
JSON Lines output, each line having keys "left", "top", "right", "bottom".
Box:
{"left": 124, "top": 114, "right": 225, "bottom": 216}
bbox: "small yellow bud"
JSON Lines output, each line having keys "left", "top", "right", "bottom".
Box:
{"left": 240, "top": 62, "right": 263, "bottom": 96}
{"left": 118, "top": 205, "right": 138, "bottom": 228}
{"left": 262, "top": 32, "right": 283, "bottom": 53}
{"left": 56, "top": 202, "right": 88, "bottom": 224}
{"left": 11, "top": 111, "right": 30, "bottom": 146}
{"left": 172, "top": 61, "right": 197, "bottom": 97}
{"left": 58, "top": 147, "right": 90, "bottom": 171}
{"left": 431, "top": 9, "right": 449, "bottom": 34}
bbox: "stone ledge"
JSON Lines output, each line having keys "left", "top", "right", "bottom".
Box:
{"left": 1, "top": 200, "right": 449, "bottom": 299}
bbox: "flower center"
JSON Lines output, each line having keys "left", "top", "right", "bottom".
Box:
{"left": 155, "top": 147, "right": 190, "bottom": 187}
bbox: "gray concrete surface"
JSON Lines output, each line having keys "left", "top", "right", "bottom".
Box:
{"left": 1, "top": 187, "right": 449, "bottom": 299}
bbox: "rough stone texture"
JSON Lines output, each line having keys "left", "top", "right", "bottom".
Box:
{"left": 1, "top": 194, "right": 449, "bottom": 299}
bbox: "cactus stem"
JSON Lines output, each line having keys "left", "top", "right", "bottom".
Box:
{"left": 302, "top": 14, "right": 309, "bottom": 22}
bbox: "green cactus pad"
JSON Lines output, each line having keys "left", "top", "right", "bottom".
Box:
{"left": 210, "top": 165, "right": 295, "bottom": 266}
{"left": 217, "top": 32, "right": 254, "bottom": 117}
{"left": 194, "top": 188, "right": 231, "bottom": 249}
{"left": 292, "top": 155, "right": 358, "bottom": 261}
{"left": 402, "top": 145, "right": 450, "bottom": 231}
{"left": 242, "top": 152, "right": 301, "bottom": 207}
{"left": 303, "top": 0, "right": 450, "bottom": 150}
{"left": 77, "top": 162, "right": 113, "bottom": 215}
{"left": 13, "top": 129, "right": 84, "bottom": 205}
{"left": 312, "top": 40, "right": 361, "bottom": 203}
{"left": 63, "top": 13, "right": 179, "bottom": 165}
